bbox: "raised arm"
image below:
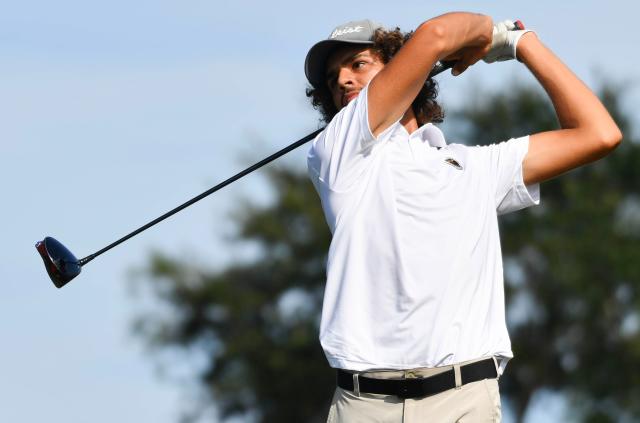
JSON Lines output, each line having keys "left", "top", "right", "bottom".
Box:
{"left": 368, "top": 12, "right": 493, "bottom": 137}
{"left": 518, "top": 33, "right": 623, "bottom": 185}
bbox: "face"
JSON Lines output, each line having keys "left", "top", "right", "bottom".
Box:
{"left": 325, "top": 46, "right": 385, "bottom": 110}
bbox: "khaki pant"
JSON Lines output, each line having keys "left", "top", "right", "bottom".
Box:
{"left": 326, "top": 358, "right": 502, "bottom": 423}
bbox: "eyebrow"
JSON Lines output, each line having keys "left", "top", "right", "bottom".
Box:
{"left": 326, "top": 52, "right": 371, "bottom": 83}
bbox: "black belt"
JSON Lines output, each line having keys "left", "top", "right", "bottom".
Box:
{"left": 336, "top": 358, "right": 497, "bottom": 399}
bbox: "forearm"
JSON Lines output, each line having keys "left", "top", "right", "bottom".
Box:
{"left": 518, "top": 32, "right": 622, "bottom": 184}
{"left": 517, "top": 33, "right": 621, "bottom": 143}
{"left": 379, "top": 12, "right": 492, "bottom": 87}
{"left": 369, "top": 12, "right": 492, "bottom": 135}
{"left": 422, "top": 12, "right": 494, "bottom": 60}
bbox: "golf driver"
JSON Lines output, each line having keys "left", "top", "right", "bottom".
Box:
{"left": 33, "top": 58, "right": 480, "bottom": 288}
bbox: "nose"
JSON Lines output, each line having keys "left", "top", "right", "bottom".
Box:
{"left": 336, "top": 66, "right": 355, "bottom": 91}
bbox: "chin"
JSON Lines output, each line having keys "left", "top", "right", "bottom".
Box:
{"left": 341, "top": 98, "right": 355, "bottom": 108}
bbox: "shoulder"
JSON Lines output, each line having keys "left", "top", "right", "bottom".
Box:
{"left": 311, "top": 88, "right": 370, "bottom": 148}
{"left": 460, "top": 136, "right": 531, "bottom": 161}
{"left": 440, "top": 143, "right": 471, "bottom": 168}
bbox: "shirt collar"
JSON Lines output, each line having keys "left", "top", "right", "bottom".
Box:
{"left": 411, "top": 123, "right": 447, "bottom": 148}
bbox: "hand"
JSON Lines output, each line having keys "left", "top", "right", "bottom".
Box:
{"left": 438, "top": 13, "right": 494, "bottom": 76}
{"left": 443, "top": 43, "right": 492, "bottom": 76}
{"left": 483, "top": 20, "right": 533, "bottom": 63}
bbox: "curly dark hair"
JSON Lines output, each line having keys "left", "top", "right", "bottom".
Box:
{"left": 306, "top": 27, "right": 445, "bottom": 125}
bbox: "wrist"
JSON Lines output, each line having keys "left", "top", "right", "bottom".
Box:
{"left": 516, "top": 31, "right": 538, "bottom": 62}
{"left": 480, "top": 15, "right": 494, "bottom": 41}
{"left": 466, "top": 14, "right": 493, "bottom": 47}
{"left": 426, "top": 13, "right": 492, "bottom": 59}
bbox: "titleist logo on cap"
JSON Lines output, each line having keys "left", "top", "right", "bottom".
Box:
{"left": 330, "top": 25, "right": 364, "bottom": 38}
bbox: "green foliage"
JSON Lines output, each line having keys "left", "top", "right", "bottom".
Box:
{"left": 134, "top": 83, "right": 640, "bottom": 422}
{"left": 136, "top": 169, "right": 334, "bottom": 422}
{"left": 487, "top": 85, "right": 640, "bottom": 422}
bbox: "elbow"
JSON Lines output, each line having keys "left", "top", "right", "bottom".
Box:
{"left": 582, "top": 119, "right": 623, "bottom": 155}
{"left": 587, "top": 126, "right": 623, "bottom": 160}
{"left": 600, "top": 124, "right": 623, "bottom": 152}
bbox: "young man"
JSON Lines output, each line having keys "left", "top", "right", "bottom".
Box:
{"left": 304, "top": 13, "right": 621, "bottom": 422}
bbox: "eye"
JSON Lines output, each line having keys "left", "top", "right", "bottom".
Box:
{"left": 353, "top": 60, "right": 367, "bottom": 69}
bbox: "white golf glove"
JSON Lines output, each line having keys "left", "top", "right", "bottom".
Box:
{"left": 483, "top": 20, "right": 533, "bottom": 63}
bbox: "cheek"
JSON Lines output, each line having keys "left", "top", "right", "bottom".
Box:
{"left": 330, "top": 89, "right": 341, "bottom": 108}
{"left": 366, "top": 66, "right": 384, "bottom": 81}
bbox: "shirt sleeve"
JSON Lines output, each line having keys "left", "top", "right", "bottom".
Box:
{"left": 307, "top": 85, "right": 396, "bottom": 192}
{"left": 486, "top": 136, "right": 540, "bottom": 215}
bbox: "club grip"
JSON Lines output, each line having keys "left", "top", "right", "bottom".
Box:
{"left": 428, "top": 60, "right": 456, "bottom": 78}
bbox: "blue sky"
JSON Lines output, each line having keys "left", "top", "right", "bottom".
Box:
{"left": 1, "top": 1, "right": 638, "bottom": 421}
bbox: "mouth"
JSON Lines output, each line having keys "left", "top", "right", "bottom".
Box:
{"left": 342, "top": 91, "right": 360, "bottom": 107}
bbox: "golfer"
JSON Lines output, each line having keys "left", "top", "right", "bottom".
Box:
{"left": 304, "top": 12, "right": 621, "bottom": 422}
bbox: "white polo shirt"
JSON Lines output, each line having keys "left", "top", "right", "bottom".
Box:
{"left": 307, "top": 85, "right": 540, "bottom": 373}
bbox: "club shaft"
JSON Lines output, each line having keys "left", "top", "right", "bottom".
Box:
{"left": 78, "top": 128, "right": 324, "bottom": 265}
{"left": 77, "top": 62, "right": 453, "bottom": 266}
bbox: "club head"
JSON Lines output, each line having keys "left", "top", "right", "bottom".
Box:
{"left": 35, "top": 237, "right": 82, "bottom": 288}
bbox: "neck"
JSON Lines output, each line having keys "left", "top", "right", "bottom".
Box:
{"left": 400, "top": 108, "right": 419, "bottom": 134}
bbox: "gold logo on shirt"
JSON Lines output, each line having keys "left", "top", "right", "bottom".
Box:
{"left": 444, "top": 157, "right": 463, "bottom": 170}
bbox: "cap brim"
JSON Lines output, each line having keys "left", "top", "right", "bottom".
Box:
{"left": 304, "top": 39, "right": 374, "bottom": 88}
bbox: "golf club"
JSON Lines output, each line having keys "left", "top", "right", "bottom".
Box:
{"left": 34, "top": 58, "right": 476, "bottom": 288}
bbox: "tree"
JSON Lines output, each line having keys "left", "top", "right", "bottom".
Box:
{"left": 461, "top": 84, "right": 640, "bottom": 423}
{"left": 133, "top": 83, "right": 640, "bottom": 422}
{"left": 134, "top": 168, "right": 334, "bottom": 422}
